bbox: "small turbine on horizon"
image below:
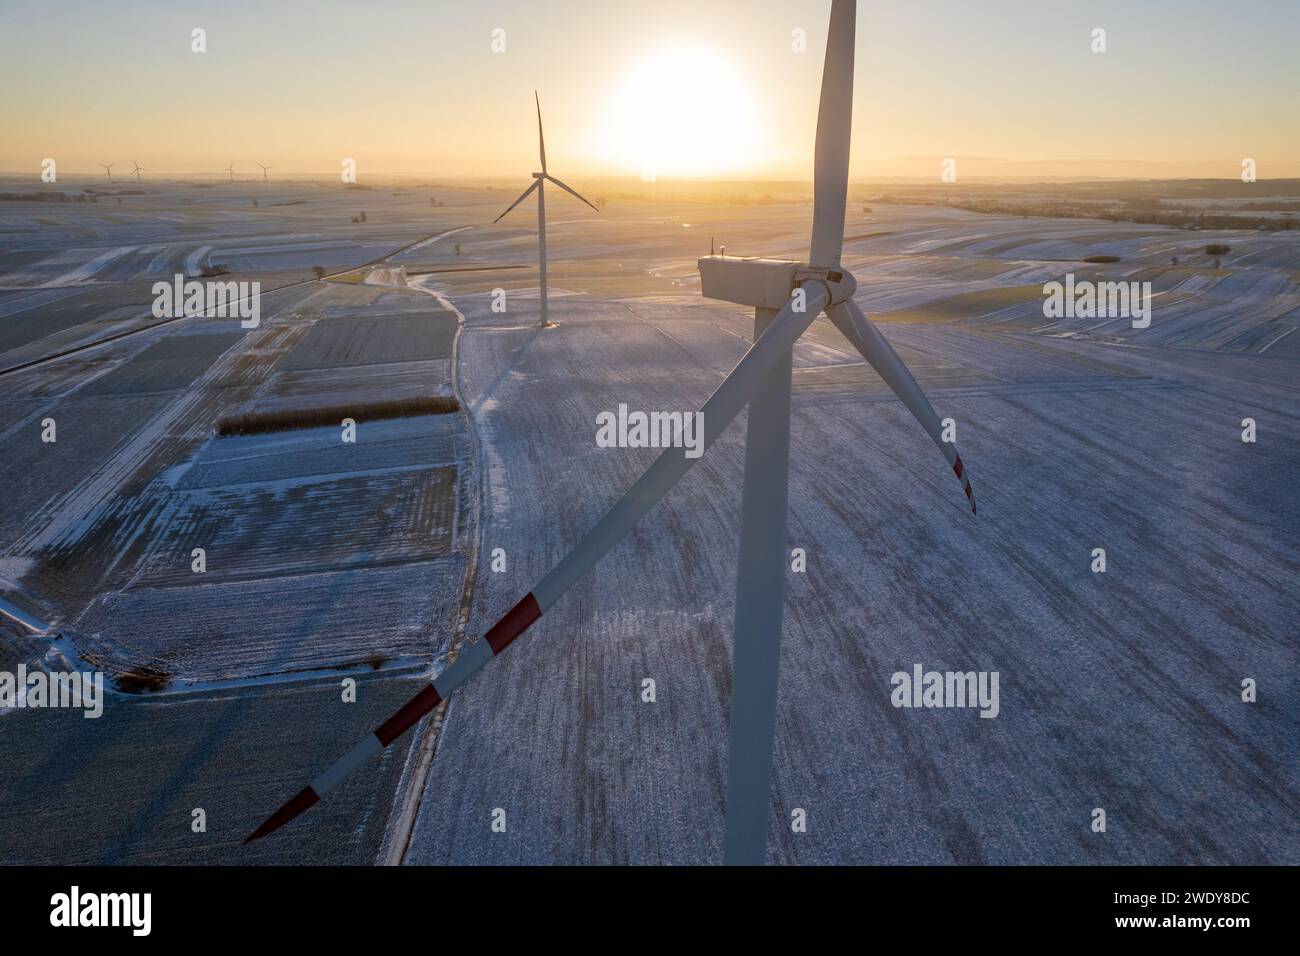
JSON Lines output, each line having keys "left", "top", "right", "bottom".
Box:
{"left": 493, "top": 91, "right": 598, "bottom": 328}
{"left": 99, "top": 162, "right": 115, "bottom": 183}
{"left": 257, "top": 162, "right": 271, "bottom": 183}
{"left": 224, "top": 163, "right": 236, "bottom": 184}
{"left": 131, "top": 160, "right": 146, "bottom": 184}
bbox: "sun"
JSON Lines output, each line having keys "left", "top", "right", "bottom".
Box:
{"left": 601, "top": 46, "right": 759, "bottom": 179}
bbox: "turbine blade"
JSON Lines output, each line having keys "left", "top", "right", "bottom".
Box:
{"left": 492, "top": 180, "right": 540, "bottom": 223}
{"left": 535, "top": 91, "right": 547, "bottom": 173}
{"left": 809, "top": 0, "right": 856, "bottom": 269}
{"left": 826, "top": 298, "right": 976, "bottom": 512}
{"left": 544, "top": 174, "right": 598, "bottom": 213}
{"left": 244, "top": 284, "right": 831, "bottom": 843}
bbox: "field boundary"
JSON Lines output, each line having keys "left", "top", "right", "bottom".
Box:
{"left": 380, "top": 281, "right": 485, "bottom": 866}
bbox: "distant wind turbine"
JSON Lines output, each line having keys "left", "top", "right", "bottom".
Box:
{"left": 224, "top": 164, "right": 236, "bottom": 184}
{"left": 257, "top": 162, "right": 271, "bottom": 183}
{"left": 99, "top": 162, "right": 115, "bottom": 183}
{"left": 493, "top": 91, "right": 598, "bottom": 328}
{"left": 131, "top": 160, "right": 146, "bottom": 184}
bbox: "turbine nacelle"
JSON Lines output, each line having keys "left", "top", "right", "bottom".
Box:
{"left": 697, "top": 256, "right": 857, "bottom": 311}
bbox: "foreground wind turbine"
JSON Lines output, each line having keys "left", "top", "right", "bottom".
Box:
{"left": 131, "top": 160, "right": 145, "bottom": 184}
{"left": 493, "top": 92, "right": 598, "bottom": 328}
{"left": 258, "top": 162, "right": 271, "bottom": 183}
{"left": 247, "top": 0, "right": 976, "bottom": 862}
{"left": 99, "top": 162, "right": 115, "bottom": 183}
{"left": 224, "top": 163, "right": 236, "bottom": 184}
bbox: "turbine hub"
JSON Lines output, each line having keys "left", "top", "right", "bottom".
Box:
{"left": 794, "top": 265, "right": 857, "bottom": 307}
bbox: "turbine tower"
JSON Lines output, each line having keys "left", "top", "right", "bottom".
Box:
{"left": 493, "top": 92, "right": 598, "bottom": 328}
{"left": 99, "top": 162, "right": 115, "bottom": 183}
{"left": 224, "top": 163, "right": 236, "bottom": 184}
{"left": 131, "top": 160, "right": 145, "bottom": 184}
{"left": 247, "top": 0, "right": 977, "bottom": 864}
{"left": 257, "top": 162, "right": 271, "bottom": 183}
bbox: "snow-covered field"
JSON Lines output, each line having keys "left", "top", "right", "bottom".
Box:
{"left": 0, "top": 181, "right": 1295, "bottom": 863}
{"left": 402, "top": 293, "right": 1296, "bottom": 865}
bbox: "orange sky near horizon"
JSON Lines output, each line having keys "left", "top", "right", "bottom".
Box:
{"left": 2, "top": 0, "right": 1297, "bottom": 182}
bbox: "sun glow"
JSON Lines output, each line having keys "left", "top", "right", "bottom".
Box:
{"left": 600, "top": 46, "right": 759, "bottom": 179}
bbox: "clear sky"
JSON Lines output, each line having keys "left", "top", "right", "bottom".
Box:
{"left": 2, "top": 0, "right": 1296, "bottom": 180}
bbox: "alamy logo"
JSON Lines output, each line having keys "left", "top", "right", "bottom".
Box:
{"left": 890, "top": 664, "right": 999, "bottom": 718}
{"left": 152, "top": 273, "right": 260, "bottom": 328}
{"left": 0, "top": 665, "right": 103, "bottom": 718}
{"left": 1043, "top": 273, "right": 1151, "bottom": 329}
{"left": 596, "top": 404, "right": 704, "bottom": 459}
{"left": 50, "top": 886, "right": 151, "bottom": 936}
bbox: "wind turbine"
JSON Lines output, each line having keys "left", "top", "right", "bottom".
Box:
{"left": 493, "top": 91, "right": 598, "bottom": 328}
{"left": 131, "top": 160, "right": 145, "bottom": 184}
{"left": 224, "top": 163, "right": 236, "bottom": 184}
{"left": 246, "top": 0, "right": 977, "bottom": 863}
{"left": 99, "top": 162, "right": 115, "bottom": 183}
{"left": 257, "top": 162, "right": 271, "bottom": 183}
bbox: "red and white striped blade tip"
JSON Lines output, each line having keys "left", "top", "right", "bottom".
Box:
{"left": 953, "top": 455, "right": 976, "bottom": 514}
{"left": 242, "top": 595, "right": 542, "bottom": 845}
{"left": 244, "top": 786, "right": 319, "bottom": 843}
